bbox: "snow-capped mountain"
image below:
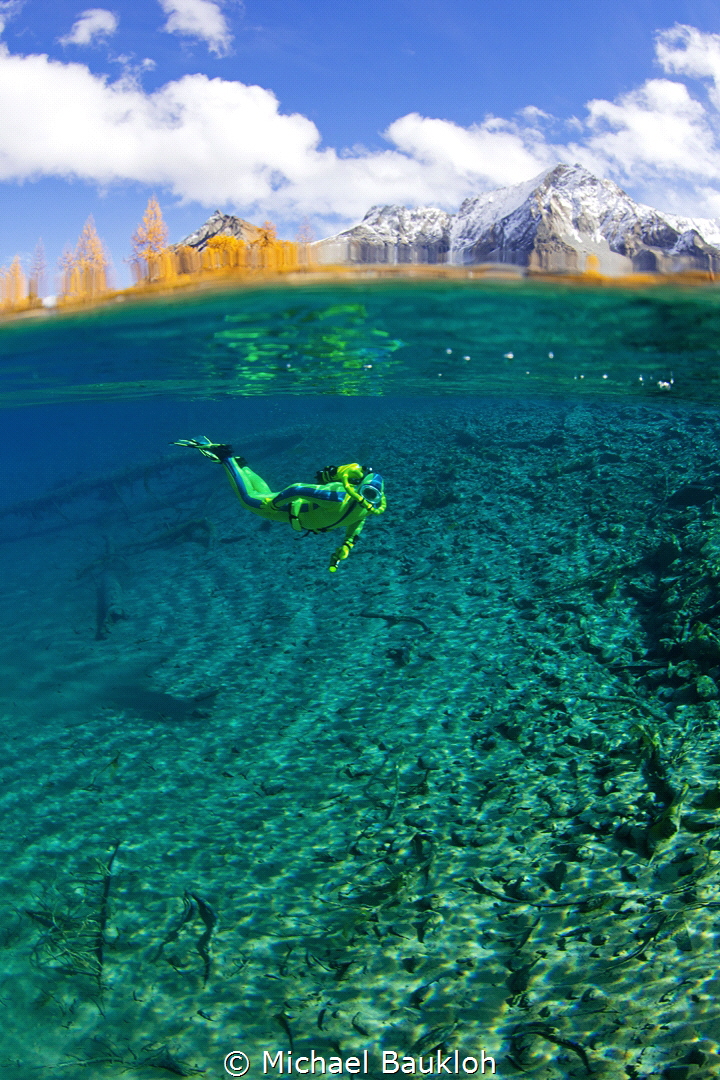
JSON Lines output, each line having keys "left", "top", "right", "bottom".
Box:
{"left": 316, "top": 204, "right": 452, "bottom": 265}
{"left": 177, "top": 210, "right": 266, "bottom": 250}
{"left": 315, "top": 164, "right": 720, "bottom": 274}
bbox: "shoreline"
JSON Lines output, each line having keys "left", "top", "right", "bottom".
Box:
{"left": 0, "top": 261, "right": 718, "bottom": 327}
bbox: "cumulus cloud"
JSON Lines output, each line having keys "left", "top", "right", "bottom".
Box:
{"left": 0, "top": 48, "right": 555, "bottom": 218}
{"left": 0, "top": 24, "right": 720, "bottom": 224}
{"left": 551, "top": 25, "right": 720, "bottom": 212}
{"left": 656, "top": 23, "right": 720, "bottom": 104}
{"left": 59, "top": 9, "right": 118, "bottom": 47}
{"left": 159, "top": 0, "right": 233, "bottom": 56}
{"left": 575, "top": 77, "right": 720, "bottom": 182}
{"left": 385, "top": 113, "right": 553, "bottom": 187}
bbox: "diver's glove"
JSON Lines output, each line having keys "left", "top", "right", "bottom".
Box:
{"left": 173, "top": 438, "right": 234, "bottom": 462}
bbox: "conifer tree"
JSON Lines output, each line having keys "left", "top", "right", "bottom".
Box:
{"left": 28, "top": 239, "right": 46, "bottom": 300}
{"left": 6, "top": 256, "right": 26, "bottom": 307}
{"left": 76, "top": 216, "right": 109, "bottom": 297}
{"left": 296, "top": 221, "right": 314, "bottom": 244}
{"left": 260, "top": 220, "right": 277, "bottom": 245}
{"left": 58, "top": 217, "right": 110, "bottom": 300}
{"left": 132, "top": 196, "right": 169, "bottom": 281}
{"left": 58, "top": 245, "right": 76, "bottom": 297}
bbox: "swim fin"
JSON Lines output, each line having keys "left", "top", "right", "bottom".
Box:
{"left": 173, "top": 437, "right": 235, "bottom": 462}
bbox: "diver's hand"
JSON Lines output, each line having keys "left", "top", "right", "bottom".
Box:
{"left": 329, "top": 536, "right": 356, "bottom": 572}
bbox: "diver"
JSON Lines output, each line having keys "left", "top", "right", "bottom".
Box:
{"left": 174, "top": 437, "right": 386, "bottom": 572}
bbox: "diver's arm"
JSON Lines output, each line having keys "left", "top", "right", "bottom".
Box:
{"left": 344, "top": 518, "right": 365, "bottom": 543}
{"left": 328, "top": 518, "right": 366, "bottom": 573}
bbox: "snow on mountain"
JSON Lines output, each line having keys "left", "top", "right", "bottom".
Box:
{"left": 177, "top": 210, "right": 265, "bottom": 250}
{"left": 353, "top": 205, "right": 452, "bottom": 244}
{"left": 314, "top": 164, "right": 720, "bottom": 274}
{"left": 316, "top": 204, "right": 451, "bottom": 265}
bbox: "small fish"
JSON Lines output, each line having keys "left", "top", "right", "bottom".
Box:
{"left": 95, "top": 572, "right": 128, "bottom": 640}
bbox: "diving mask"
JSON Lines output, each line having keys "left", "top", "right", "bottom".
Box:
{"left": 359, "top": 472, "right": 384, "bottom": 507}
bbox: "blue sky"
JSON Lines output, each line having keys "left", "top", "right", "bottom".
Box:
{"left": 2, "top": 0, "right": 720, "bottom": 286}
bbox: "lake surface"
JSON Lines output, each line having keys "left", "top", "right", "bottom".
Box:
{"left": 1, "top": 281, "right": 720, "bottom": 1079}
{"left": 3, "top": 279, "right": 720, "bottom": 407}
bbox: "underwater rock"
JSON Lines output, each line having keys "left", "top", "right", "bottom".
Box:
{"left": 419, "top": 485, "right": 459, "bottom": 510}
{"left": 671, "top": 683, "right": 698, "bottom": 705}
{"left": 680, "top": 814, "right": 719, "bottom": 834}
{"left": 386, "top": 646, "right": 411, "bottom": 667}
{"left": 668, "top": 484, "right": 714, "bottom": 508}
{"left": 541, "top": 860, "right": 567, "bottom": 891}
{"left": 695, "top": 786, "right": 720, "bottom": 810}
{"left": 105, "top": 684, "right": 215, "bottom": 721}
{"left": 143, "top": 518, "right": 215, "bottom": 549}
{"left": 95, "top": 572, "right": 127, "bottom": 640}
{"left": 696, "top": 675, "right": 718, "bottom": 700}
{"left": 649, "top": 537, "right": 682, "bottom": 571}
{"left": 684, "top": 626, "right": 720, "bottom": 665}
{"left": 138, "top": 1049, "right": 193, "bottom": 1076}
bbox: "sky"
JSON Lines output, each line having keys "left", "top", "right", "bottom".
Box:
{"left": 2, "top": 0, "right": 720, "bottom": 286}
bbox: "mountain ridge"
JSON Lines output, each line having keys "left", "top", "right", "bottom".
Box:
{"left": 314, "top": 164, "right": 720, "bottom": 274}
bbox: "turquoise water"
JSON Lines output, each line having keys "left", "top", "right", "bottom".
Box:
{"left": 2, "top": 281, "right": 720, "bottom": 1078}
{"left": 3, "top": 280, "right": 720, "bottom": 406}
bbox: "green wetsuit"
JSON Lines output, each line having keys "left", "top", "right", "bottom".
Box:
{"left": 222, "top": 458, "right": 378, "bottom": 546}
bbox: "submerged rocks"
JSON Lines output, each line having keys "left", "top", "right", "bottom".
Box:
{"left": 696, "top": 675, "right": 718, "bottom": 700}
{"left": 668, "top": 484, "right": 715, "bottom": 508}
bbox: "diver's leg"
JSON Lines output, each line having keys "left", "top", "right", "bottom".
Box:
{"left": 220, "top": 457, "right": 288, "bottom": 522}
{"left": 237, "top": 465, "right": 274, "bottom": 496}
{"left": 174, "top": 438, "right": 285, "bottom": 521}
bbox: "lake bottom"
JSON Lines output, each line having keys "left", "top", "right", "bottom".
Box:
{"left": 1, "top": 395, "right": 719, "bottom": 1079}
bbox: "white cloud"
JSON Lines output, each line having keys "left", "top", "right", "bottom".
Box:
{"left": 0, "top": 47, "right": 554, "bottom": 219}
{"left": 0, "top": 1, "right": 22, "bottom": 36}
{"left": 159, "top": 0, "right": 233, "bottom": 56}
{"left": 385, "top": 113, "right": 553, "bottom": 187}
{"left": 0, "top": 25, "right": 720, "bottom": 225}
{"left": 552, "top": 26, "right": 720, "bottom": 214}
{"left": 59, "top": 9, "right": 118, "bottom": 47}
{"left": 575, "top": 77, "right": 720, "bottom": 182}
{"left": 656, "top": 23, "right": 720, "bottom": 107}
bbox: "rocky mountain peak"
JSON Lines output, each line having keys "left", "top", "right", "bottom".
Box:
{"left": 314, "top": 163, "right": 720, "bottom": 274}
{"left": 178, "top": 210, "right": 266, "bottom": 250}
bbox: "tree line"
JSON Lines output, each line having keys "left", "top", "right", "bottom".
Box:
{"left": 0, "top": 197, "right": 314, "bottom": 314}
